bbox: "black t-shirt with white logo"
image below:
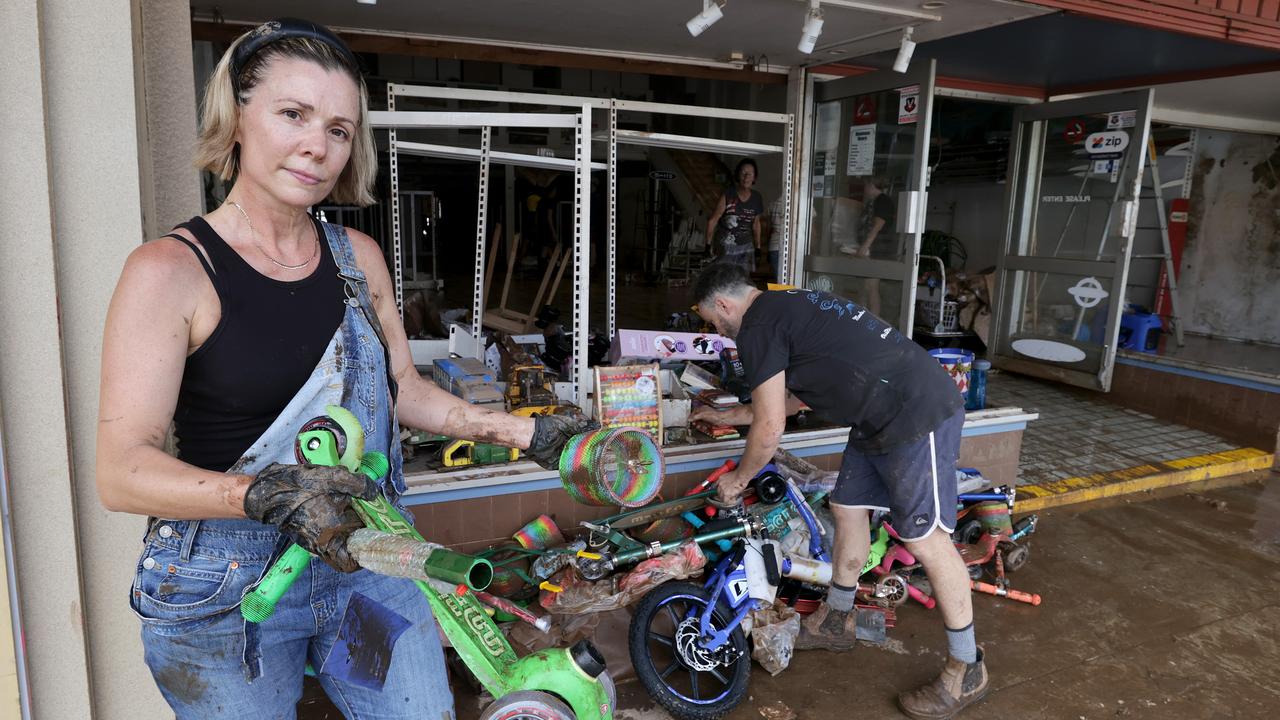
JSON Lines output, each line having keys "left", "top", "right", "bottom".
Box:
{"left": 735, "top": 290, "right": 962, "bottom": 453}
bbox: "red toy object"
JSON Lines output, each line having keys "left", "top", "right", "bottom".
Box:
{"left": 953, "top": 529, "right": 1042, "bottom": 606}
{"left": 872, "top": 534, "right": 937, "bottom": 609}
{"left": 691, "top": 460, "right": 736, "bottom": 519}
{"left": 971, "top": 580, "right": 1040, "bottom": 606}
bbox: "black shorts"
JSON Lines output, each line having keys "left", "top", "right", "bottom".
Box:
{"left": 830, "top": 408, "right": 964, "bottom": 541}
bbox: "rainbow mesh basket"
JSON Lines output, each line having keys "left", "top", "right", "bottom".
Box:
{"left": 559, "top": 426, "right": 664, "bottom": 507}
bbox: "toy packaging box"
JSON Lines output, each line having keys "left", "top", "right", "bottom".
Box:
{"left": 610, "top": 329, "right": 737, "bottom": 363}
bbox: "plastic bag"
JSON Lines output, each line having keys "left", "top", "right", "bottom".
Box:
{"left": 539, "top": 540, "right": 707, "bottom": 615}
{"left": 771, "top": 448, "right": 837, "bottom": 495}
{"left": 749, "top": 600, "right": 801, "bottom": 676}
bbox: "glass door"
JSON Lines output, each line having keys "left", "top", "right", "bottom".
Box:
{"left": 990, "top": 89, "right": 1154, "bottom": 391}
{"left": 801, "top": 60, "right": 936, "bottom": 332}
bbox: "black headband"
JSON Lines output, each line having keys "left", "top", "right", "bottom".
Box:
{"left": 230, "top": 18, "right": 360, "bottom": 95}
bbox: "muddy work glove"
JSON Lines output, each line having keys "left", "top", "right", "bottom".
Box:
{"left": 244, "top": 463, "right": 380, "bottom": 573}
{"left": 527, "top": 412, "right": 598, "bottom": 471}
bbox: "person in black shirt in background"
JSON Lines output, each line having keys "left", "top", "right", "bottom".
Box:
{"left": 689, "top": 263, "right": 989, "bottom": 720}
{"left": 840, "top": 176, "right": 896, "bottom": 315}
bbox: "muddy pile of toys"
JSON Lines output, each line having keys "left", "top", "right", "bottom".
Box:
{"left": 465, "top": 429, "right": 1041, "bottom": 720}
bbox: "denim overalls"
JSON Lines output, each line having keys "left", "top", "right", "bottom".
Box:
{"left": 131, "top": 223, "right": 455, "bottom": 719}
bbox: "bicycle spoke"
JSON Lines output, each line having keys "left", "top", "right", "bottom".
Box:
{"left": 688, "top": 669, "right": 700, "bottom": 699}
{"left": 649, "top": 631, "right": 674, "bottom": 647}
{"left": 665, "top": 603, "right": 683, "bottom": 629}
{"left": 709, "top": 665, "right": 730, "bottom": 685}
{"left": 660, "top": 660, "right": 679, "bottom": 680}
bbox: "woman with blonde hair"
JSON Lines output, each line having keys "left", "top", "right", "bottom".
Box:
{"left": 96, "top": 18, "right": 588, "bottom": 717}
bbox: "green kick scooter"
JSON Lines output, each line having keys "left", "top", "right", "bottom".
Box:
{"left": 241, "top": 405, "right": 614, "bottom": 720}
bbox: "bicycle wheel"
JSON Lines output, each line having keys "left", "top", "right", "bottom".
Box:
{"left": 629, "top": 581, "right": 750, "bottom": 720}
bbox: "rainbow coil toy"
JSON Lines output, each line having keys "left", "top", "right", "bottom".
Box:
{"left": 512, "top": 514, "right": 562, "bottom": 550}
{"left": 559, "top": 426, "right": 664, "bottom": 507}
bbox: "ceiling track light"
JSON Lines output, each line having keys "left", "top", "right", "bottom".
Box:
{"left": 687, "top": 0, "right": 725, "bottom": 37}
{"left": 892, "top": 26, "right": 917, "bottom": 72}
{"left": 797, "top": 1, "right": 825, "bottom": 54}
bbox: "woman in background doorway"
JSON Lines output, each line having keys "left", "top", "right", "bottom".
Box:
{"left": 706, "top": 158, "right": 764, "bottom": 272}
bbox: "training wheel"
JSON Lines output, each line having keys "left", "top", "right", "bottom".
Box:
{"left": 479, "top": 690, "right": 574, "bottom": 720}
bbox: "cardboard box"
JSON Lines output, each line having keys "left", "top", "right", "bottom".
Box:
{"left": 679, "top": 362, "right": 720, "bottom": 391}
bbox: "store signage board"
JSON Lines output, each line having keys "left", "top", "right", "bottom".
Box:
{"left": 649, "top": 170, "right": 676, "bottom": 181}
{"left": 847, "top": 124, "right": 876, "bottom": 176}
{"left": 1085, "top": 130, "right": 1129, "bottom": 155}
{"left": 1067, "top": 277, "right": 1108, "bottom": 309}
{"left": 1107, "top": 111, "right": 1136, "bottom": 129}
{"left": 594, "top": 364, "right": 663, "bottom": 444}
{"left": 898, "top": 85, "right": 919, "bottom": 125}
{"left": 854, "top": 94, "right": 877, "bottom": 123}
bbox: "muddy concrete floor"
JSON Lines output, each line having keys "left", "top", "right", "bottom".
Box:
{"left": 302, "top": 471, "right": 1280, "bottom": 719}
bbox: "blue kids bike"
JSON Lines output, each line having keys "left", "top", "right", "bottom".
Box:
{"left": 613, "top": 465, "right": 896, "bottom": 720}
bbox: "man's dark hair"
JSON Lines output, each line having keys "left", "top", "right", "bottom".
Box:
{"left": 693, "top": 262, "right": 755, "bottom": 307}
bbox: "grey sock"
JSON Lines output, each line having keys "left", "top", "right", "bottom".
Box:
{"left": 827, "top": 582, "right": 857, "bottom": 613}
{"left": 946, "top": 622, "right": 978, "bottom": 664}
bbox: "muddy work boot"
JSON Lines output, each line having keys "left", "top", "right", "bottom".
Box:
{"left": 794, "top": 601, "right": 888, "bottom": 651}
{"left": 897, "top": 648, "right": 989, "bottom": 720}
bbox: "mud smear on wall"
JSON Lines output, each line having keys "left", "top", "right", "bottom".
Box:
{"left": 1180, "top": 131, "right": 1280, "bottom": 344}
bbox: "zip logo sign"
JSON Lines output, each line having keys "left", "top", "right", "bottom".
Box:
{"left": 1085, "top": 130, "right": 1129, "bottom": 155}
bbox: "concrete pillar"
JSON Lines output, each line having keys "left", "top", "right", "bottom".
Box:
{"left": 0, "top": 0, "right": 197, "bottom": 716}
{"left": 0, "top": 1, "right": 97, "bottom": 715}
{"left": 137, "top": 0, "right": 203, "bottom": 237}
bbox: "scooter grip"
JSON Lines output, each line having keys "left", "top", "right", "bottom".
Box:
{"left": 1005, "top": 588, "right": 1041, "bottom": 606}
{"left": 691, "top": 459, "right": 736, "bottom": 495}
{"left": 761, "top": 542, "right": 781, "bottom": 585}
{"left": 908, "top": 584, "right": 936, "bottom": 610}
{"left": 971, "top": 580, "right": 1041, "bottom": 606}
{"left": 241, "top": 543, "right": 312, "bottom": 622}
{"left": 700, "top": 459, "right": 739, "bottom": 517}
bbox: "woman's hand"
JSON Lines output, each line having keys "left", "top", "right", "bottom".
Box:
{"left": 243, "top": 464, "right": 379, "bottom": 572}
{"left": 526, "top": 411, "right": 599, "bottom": 470}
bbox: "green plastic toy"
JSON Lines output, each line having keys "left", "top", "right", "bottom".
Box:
{"left": 244, "top": 405, "right": 613, "bottom": 720}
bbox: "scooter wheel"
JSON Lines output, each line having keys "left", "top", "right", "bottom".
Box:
{"left": 480, "top": 690, "right": 574, "bottom": 720}
{"left": 876, "top": 574, "right": 910, "bottom": 607}
{"left": 1001, "top": 543, "right": 1030, "bottom": 573}
{"left": 629, "top": 581, "right": 750, "bottom": 720}
{"left": 956, "top": 519, "right": 984, "bottom": 546}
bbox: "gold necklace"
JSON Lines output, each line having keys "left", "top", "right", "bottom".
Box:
{"left": 227, "top": 201, "right": 318, "bottom": 270}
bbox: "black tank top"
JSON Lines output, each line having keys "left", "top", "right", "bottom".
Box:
{"left": 170, "top": 216, "right": 346, "bottom": 472}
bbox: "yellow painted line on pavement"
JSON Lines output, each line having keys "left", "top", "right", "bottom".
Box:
{"left": 1017, "top": 447, "right": 1274, "bottom": 512}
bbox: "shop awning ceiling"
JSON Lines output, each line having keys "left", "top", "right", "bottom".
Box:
{"left": 191, "top": 0, "right": 1050, "bottom": 72}
{"left": 848, "top": 12, "right": 1280, "bottom": 95}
